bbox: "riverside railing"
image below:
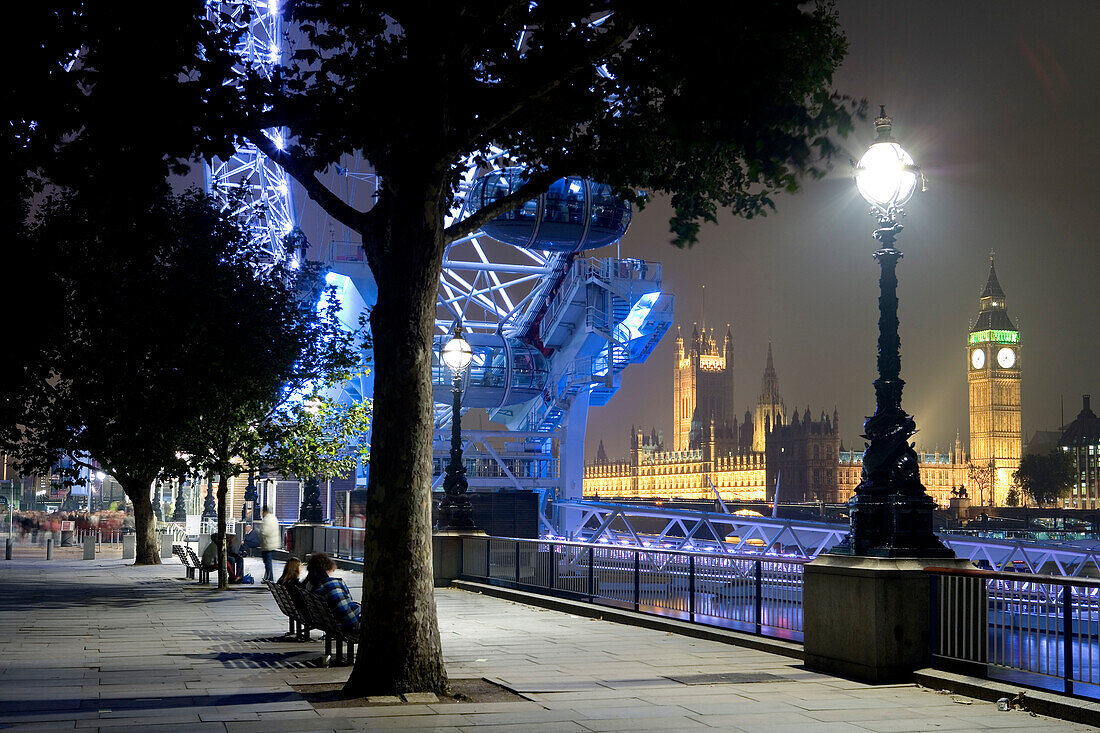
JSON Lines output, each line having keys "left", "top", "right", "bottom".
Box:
{"left": 927, "top": 566, "right": 1100, "bottom": 699}
{"left": 458, "top": 536, "right": 808, "bottom": 641}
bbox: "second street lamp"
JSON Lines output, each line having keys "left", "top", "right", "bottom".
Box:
{"left": 437, "top": 323, "right": 477, "bottom": 532}
{"left": 837, "top": 107, "right": 952, "bottom": 558}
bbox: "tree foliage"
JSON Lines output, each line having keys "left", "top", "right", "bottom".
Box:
{"left": 177, "top": 252, "right": 366, "bottom": 589}
{"left": 1014, "top": 451, "right": 1075, "bottom": 507}
{"left": 1, "top": 187, "right": 258, "bottom": 563}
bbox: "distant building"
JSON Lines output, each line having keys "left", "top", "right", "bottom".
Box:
{"left": 585, "top": 333, "right": 968, "bottom": 506}
{"left": 967, "top": 253, "right": 1022, "bottom": 506}
{"left": 1059, "top": 395, "right": 1100, "bottom": 509}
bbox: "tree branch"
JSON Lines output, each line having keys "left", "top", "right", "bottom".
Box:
{"left": 444, "top": 168, "right": 563, "bottom": 242}
{"left": 247, "top": 132, "right": 373, "bottom": 238}
{"left": 469, "top": 16, "right": 636, "bottom": 142}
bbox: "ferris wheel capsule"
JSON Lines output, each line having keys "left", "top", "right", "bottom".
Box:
{"left": 463, "top": 168, "right": 632, "bottom": 252}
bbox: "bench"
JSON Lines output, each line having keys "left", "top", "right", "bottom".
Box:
{"left": 172, "top": 544, "right": 198, "bottom": 580}
{"left": 187, "top": 547, "right": 211, "bottom": 584}
{"left": 291, "top": 585, "right": 357, "bottom": 667}
{"left": 265, "top": 581, "right": 312, "bottom": 640}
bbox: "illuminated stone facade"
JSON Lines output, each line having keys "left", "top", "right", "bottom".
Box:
{"left": 586, "top": 329, "right": 972, "bottom": 507}
{"left": 1059, "top": 396, "right": 1100, "bottom": 509}
{"left": 967, "top": 255, "right": 1022, "bottom": 506}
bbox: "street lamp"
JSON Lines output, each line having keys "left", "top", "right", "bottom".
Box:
{"left": 299, "top": 400, "right": 325, "bottom": 523}
{"left": 437, "top": 323, "right": 478, "bottom": 531}
{"left": 838, "top": 107, "right": 951, "bottom": 558}
{"left": 94, "top": 471, "right": 105, "bottom": 513}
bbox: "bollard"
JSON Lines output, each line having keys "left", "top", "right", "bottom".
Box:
{"left": 5, "top": 537, "right": 11, "bottom": 560}
{"left": 83, "top": 535, "right": 96, "bottom": 560}
{"left": 46, "top": 538, "right": 53, "bottom": 560}
{"left": 122, "top": 534, "right": 136, "bottom": 559}
{"left": 160, "top": 533, "right": 174, "bottom": 559}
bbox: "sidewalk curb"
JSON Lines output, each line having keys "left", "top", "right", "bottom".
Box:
{"left": 451, "top": 579, "right": 804, "bottom": 661}
{"left": 913, "top": 668, "right": 1100, "bottom": 727}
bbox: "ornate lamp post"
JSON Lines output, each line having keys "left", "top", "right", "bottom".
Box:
{"left": 838, "top": 107, "right": 952, "bottom": 558}
{"left": 242, "top": 468, "right": 259, "bottom": 521}
{"left": 171, "top": 475, "right": 188, "bottom": 522}
{"left": 201, "top": 476, "right": 217, "bottom": 521}
{"left": 298, "top": 400, "right": 325, "bottom": 523}
{"left": 437, "top": 323, "right": 478, "bottom": 531}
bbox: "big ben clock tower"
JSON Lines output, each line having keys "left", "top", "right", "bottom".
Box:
{"left": 967, "top": 253, "right": 1021, "bottom": 506}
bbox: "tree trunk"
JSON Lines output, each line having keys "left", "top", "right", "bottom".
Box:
{"left": 345, "top": 199, "right": 448, "bottom": 696}
{"left": 121, "top": 477, "right": 160, "bottom": 565}
{"left": 217, "top": 475, "right": 229, "bottom": 590}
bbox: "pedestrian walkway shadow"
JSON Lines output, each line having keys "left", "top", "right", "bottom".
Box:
{"left": 178, "top": 651, "right": 319, "bottom": 669}
{"left": 1, "top": 689, "right": 304, "bottom": 715}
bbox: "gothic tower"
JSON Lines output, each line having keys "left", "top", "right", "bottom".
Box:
{"left": 673, "top": 323, "right": 734, "bottom": 451}
{"left": 967, "top": 254, "right": 1021, "bottom": 506}
{"left": 753, "top": 344, "right": 786, "bottom": 453}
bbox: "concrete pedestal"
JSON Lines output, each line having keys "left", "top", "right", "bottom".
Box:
{"left": 432, "top": 530, "right": 485, "bottom": 586}
{"left": 803, "top": 554, "right": 973, "bottom": 683}
{"left": 160, "top": 533, "right": 174, "bottom": 559}
{"left": 122, "top": 534, "right": 136, "bottom": 559}
{"left": 290, "top": 523, "right": 326, "bottom": 559}
{"left": 83, "top": 535, "right": 96, "bottom": 560}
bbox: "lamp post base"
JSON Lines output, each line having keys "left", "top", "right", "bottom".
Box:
{"left": 831, "top": 492, "right": 953, "bottom": 558}
{"left": 437, "top": 494, "right": 478, "bottom": 533}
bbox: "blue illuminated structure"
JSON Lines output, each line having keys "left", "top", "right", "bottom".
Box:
{"left": 203, "top": 1, "right": 296, "bottom": 270}
{"left": 215, "top": 4, "right": 672, "bottom": 529}
{"left": 437, "top": 171, "right": 673, "bottom": 531}
{"left": 464, "top": 168, "right": 632, "bottom": 252}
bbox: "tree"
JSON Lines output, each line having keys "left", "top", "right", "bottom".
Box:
{"left": 224, "top": 2, "right": 854, "bottom": 695}
{"left": 1, "top": 188, "right": 255, "bottom": 563}
{"left": 179, "top": 262, "right": 365, "bottom": 589}
{"left": 1005, "top": 485, "right": 1021, "bottom": 508}
{"left": 966, "top": 460, "right": 995, "bottom": 507}
{"left": 1014, "top": 451, "right": 1075, "bottom": 508}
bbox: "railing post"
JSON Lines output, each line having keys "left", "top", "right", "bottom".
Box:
{"left": 588, "top": 545, "right": 595, "bottom": 602}
{"left": 754, "top": 559, "right": 763, "bottom": 635}
{"left": 515, "top": 541, "right": 521, "bottom": 586}
{"left": 485, "top": 538, "right": 491, "bottom": 579}
{"left": 634, "top": 551, "right": 640, "bottom": 612}
{"left": 548, "top": 544, "right": 556, "bottom": 591}
{"left": 689, "top": 554, "right": 696, "bottom": 623}
{"left": 1063, "top": 582, "right": 1074, "bottom": 696}
{"left": 928, "top": 574, "right": 939, "bottom": 663}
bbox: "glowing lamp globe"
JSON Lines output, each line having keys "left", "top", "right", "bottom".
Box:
{"left": 854, "top": 108, "right": 920, "bottom": 214}
{"left": 442, "top": 333, "right": 473, "bottom": 372}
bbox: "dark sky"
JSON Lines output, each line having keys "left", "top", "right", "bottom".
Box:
{"left": 584, "top": 0, "right": 1100, "bottom": 463}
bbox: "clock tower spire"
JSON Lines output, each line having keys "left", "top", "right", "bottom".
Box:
{"left": 967, "top": 252, "right": 1021, "bottom": 506}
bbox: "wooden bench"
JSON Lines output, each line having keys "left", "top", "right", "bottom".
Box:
{"left": 172, "top": 544, "right": 198, "bottom": 580}
{"left": 291, "top": 585, "right": 357, "bottom": 666}
{"left": 265, "top": 581, "right": 312, "bottom": 640}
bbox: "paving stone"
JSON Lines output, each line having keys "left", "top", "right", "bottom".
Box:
{"left": 403, "top": 692, "right": 441, "bottom": 703}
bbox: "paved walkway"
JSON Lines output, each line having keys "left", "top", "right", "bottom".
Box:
{"left": 0, "top": 554, "right": 1092, "bottom": 732}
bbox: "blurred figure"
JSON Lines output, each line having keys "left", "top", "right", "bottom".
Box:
{"left": 259, "top": 507, "right": 281, "bottom": 582}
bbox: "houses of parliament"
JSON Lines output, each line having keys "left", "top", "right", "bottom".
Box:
{"left": 584, "top": 257, "right": 1023, "bottom": 508}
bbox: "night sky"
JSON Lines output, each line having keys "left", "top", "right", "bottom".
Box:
{"left": 583, "top": 0, "right": 1100, "bottom": 463}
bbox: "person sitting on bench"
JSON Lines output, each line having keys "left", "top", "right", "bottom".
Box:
{"left": 304, "top": 552, "right": 360, "bottom": 632}
{"left": 201, "top": 533, "right": 244, "bottom": 582}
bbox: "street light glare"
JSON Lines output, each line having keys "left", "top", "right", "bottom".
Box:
{"left": 855, "top": 142, "right": 917, "bottom": 211}
{"left": 442, "top": 334, "right": 473, "bottom": 372}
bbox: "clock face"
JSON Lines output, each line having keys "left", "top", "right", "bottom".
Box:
{"left": 971, "top": 348, "right": 985, "bottom": 369}
{"left": 997, "top": 347, "right": 1016, "bottom": 368}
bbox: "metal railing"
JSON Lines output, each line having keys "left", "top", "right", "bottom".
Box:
{"left": 459, "top": 536, "right": 807, "bottom": 641}
{"left": 316, "top": 524, "right": 366, "bottom": 561}
{"left": 928, "top": 566, "right": 1100, "bottom": 698}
